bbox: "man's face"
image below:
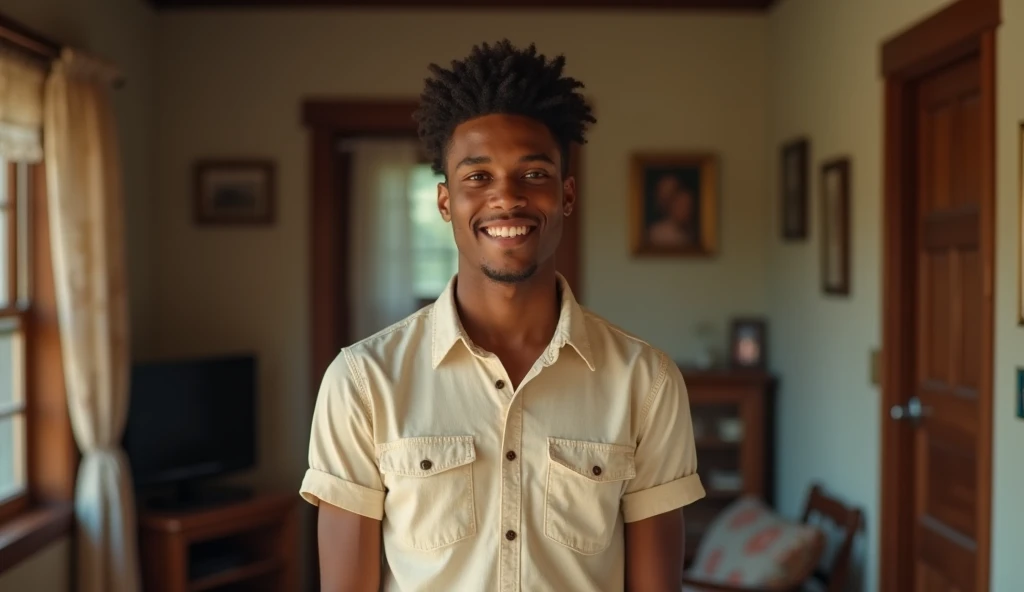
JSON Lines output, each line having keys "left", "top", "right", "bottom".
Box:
{"left": 437, "top": 113, "right": 575, "bottom": 284}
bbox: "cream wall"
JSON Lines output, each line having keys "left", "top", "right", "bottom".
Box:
{"left": 766, "top": 0, "right": 1024, "bottom": 589}
{"left": 152, "top": 10, "right": 769, "bottom": 498}
{"left": 0, "top": 0, "right": 154, "bottom": 587}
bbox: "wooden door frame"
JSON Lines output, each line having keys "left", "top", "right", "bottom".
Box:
{"left": 879, "top": 1, "right": 999, "bottom": 591}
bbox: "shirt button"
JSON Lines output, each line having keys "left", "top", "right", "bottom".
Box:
{"left": 495, "top": 379, "right": 505, "bottom": 389}
{"left": 505, "top": 530, "right": 517, "bottom": 541}
{"left": 592, "top": 466, "right": 602, "bottom": 476}
{"left": 506, "top": 451, "right": 517, "bottom": 461}
{"left": 420, "top": 460, "right": 433, "bottom": 470}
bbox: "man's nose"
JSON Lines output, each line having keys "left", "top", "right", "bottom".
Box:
{"left": 487, "top": 177, "right": 527, "bottom": 210}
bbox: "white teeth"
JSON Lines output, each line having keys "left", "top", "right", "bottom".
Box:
{"left": 485, "top": 226, "right": 531, "bottom": 238}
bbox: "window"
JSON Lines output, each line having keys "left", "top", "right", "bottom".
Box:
{"left": 407, "top": 164, "right": 458, "bottom": 299}
{"left": 0, "top": 159, "right": 31, "bottom": 511}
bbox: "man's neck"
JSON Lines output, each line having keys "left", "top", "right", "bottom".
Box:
{"left": 454, "top": 266, "right": 561, "bottom": 356}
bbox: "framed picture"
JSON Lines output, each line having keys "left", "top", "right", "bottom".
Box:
{"left": 781, "top": 137, "right": 809, "bottom": 240}
{"left": 821, "top": 158, "right": 851, "bottom": 295}
{"left": 629, "top": 152, "right": 718, "bottom": 256}
{"left": 194, "top": 159, "right": 275, "bottom": 225}
{"left": 1018, "top": 123, "right": 1024, "bottom": 324}
{"left": 729, "top": 317, "right": 767, "bottom": 370}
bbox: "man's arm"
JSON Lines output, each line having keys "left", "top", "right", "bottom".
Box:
{"left": 317, "top": 503, "right": 382, "bottom": 592}
{"left": 621, "top": 354, "right": 705, "bottom": 589}
{"left": 300, "top": 350, "right": 387, "bottom": 592}
{"left": 624, "top": 508, "right": 685, "bottom": 591}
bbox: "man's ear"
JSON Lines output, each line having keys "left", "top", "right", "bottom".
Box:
{"left": 437, "top": 181, "right": 452, "bottom": 222}
{"left": 562, "top": 176, "right": 577, "bottom": 217}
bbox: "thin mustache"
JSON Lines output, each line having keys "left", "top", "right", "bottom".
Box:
{"left": 475, "top": 215, "right": 540, "bottom": 230}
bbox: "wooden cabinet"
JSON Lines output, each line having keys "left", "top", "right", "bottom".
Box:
{"left": 680, "top": 368, "right": 776, "bottom": 563}
{"left": 138, "top": 491, "right": 300, "bottom": 592}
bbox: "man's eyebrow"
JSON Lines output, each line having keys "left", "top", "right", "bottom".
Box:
{"left": 454, "top": 153, "right": 556, "bottom": 170}
{"left": 520, "top": 153, "right": 556, "bottom": 165}
{"left": 455, "top": 155, "right": 490, "bottom": 170}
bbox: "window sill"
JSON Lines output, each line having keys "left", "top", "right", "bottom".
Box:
{"left": 0, "top": 503, "right": 73, "bottom": 576}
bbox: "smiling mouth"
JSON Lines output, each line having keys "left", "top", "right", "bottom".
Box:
{"left": 482, "top": 225, "right": 535, "bottom": 238}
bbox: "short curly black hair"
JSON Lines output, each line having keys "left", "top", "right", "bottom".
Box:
{"left": 413, "top": 39, "right": 597, "bottom": 177}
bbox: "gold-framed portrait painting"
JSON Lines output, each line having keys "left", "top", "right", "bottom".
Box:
{"left": 629, "top": 152, "right": 718, "bottom": 257}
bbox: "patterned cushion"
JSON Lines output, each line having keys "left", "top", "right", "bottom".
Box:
{"left": 687, "top": 496, "right": 824, "bottom": 587}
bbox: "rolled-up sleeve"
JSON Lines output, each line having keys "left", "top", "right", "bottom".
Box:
{"left": 621, "top": 354, "right": 705, "bottom": 523}
{"left": 299, "top": 348, "right": 385, "bottom": 520}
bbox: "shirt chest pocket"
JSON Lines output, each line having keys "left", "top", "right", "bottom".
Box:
{"left": 544, "top": 437, "right": 637, "bottom": 555}
{"left": 378, "top": 436, "right": 477, "bottom": 551}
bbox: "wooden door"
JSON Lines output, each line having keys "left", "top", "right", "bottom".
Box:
{"left": 908, "top": 53, "right": 987, "bottom": 592}
{"left": 880, "top": 2, "right": 997, "bottom": 590}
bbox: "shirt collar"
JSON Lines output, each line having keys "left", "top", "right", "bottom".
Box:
{"left": 430, "top": 272, "right": 595, "bottom": 371}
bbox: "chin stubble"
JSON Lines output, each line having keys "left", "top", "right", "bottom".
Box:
{"left": 481, "top": 262, "right": 538, "bottom": 284}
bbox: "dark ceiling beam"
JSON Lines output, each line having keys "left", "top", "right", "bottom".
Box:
{"left": 150, "top": 0, "right": 776, "bottom": 10}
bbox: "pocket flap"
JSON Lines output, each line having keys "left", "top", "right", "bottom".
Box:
{"left": 548, "top": 438, "right": 636, "bottom": 482}
{"left": 378, "top": 436, "right": 476, "bottom": 477}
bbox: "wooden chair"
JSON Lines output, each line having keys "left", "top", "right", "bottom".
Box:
{"left": 798, "top": 483, "right": 863, "bottom": 592}
{"left": 681, "top": 483, "right": 863, "bottom": 592}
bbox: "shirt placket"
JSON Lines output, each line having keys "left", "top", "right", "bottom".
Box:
{"left": 495, "top": 351, "right": 555, "bottom": 592}
{"left": 498, "top": 387, "right": 522, "bottom": 592}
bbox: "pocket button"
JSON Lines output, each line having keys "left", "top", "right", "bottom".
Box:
{"left": 420, "top": 460, "right": 433, "bottom": 470}
{"left": 592, "top": 466, "right": 602, "bottom": 476}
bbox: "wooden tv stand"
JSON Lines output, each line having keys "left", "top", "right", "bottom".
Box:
{"left": 138, "top": 491, "right": 299, "bottom": 592}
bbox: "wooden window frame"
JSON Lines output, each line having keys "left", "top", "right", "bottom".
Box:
{"left": 0, "top": 13, "right": 77, "bottom": 576}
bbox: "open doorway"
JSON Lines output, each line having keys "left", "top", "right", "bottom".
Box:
{"left": 342, "top": 137, "right": 455, "bottom": 341}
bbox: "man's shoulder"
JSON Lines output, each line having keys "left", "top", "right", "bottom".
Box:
{"left": 327, "top": 305, "right": 434, "bottom": 373}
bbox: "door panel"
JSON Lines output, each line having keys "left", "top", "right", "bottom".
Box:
{"left": 912, "top": 54, "right": 984, "bottom": 592}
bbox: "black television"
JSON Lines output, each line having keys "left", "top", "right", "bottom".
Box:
{"left": 123, "top": 353, "right": 257, "bottom": 509}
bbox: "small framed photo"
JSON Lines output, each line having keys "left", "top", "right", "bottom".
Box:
{"left": 729, "top": 317, "right": 767, "bottom": 370}
{"left": 629, "top": 152, "right": 718, "bottom": 257}
{"left": 781, "top": 137, "right": 809, "bottom": 240}
{"left": 821, "top": 158, "right": 851, "bottom": 295}
{"left": 194, "top": 159, "right": 275, "bottom": 225}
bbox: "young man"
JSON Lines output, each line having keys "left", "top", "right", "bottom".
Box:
{"left": 300, "top": 40, "right": 705, "bottom": 591}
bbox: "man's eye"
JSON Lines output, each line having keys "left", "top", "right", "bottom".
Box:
{"left": 467, "top": 173, "right": 488, "bottom": 181}
{"left": 524, "top": 171, "right": 548, "bottom": 179}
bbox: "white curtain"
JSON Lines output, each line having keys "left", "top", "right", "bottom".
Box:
{"left": 43, "top": 48, "right": 140, "bottom": 592}
{"left": 345, "top": 138, "right": 419, "bottom": 341}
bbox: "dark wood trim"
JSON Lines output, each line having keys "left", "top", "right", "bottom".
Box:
{"left": 25, "top": 163, "right": 75, "bottom": 506}
{"left": 0, "top": 12, "right": 60, "bottom": 62}
{"left": 880, "top": 0, "right": 1000, "bottom": 78}
{"left": 974, "top": 28, "right": 995, "bottom": 592}
{"left": 879, "top": 2, "right": 996, "bottom": 591}
{"left": 4, "top": 162, "right": 16, "bottom": 308}
{"left": 880, "top": 74, "right": 915, "bottom": 592}
{"left": 153, "top": 0, "right": 776, "bottom": 9}
{"left": 0, "top": 503, "right": 73, "bottom": 575}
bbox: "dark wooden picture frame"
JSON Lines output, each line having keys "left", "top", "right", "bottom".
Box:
{"left": 194, "top": 159, "right": 275, "bottom": 226}
{"left": 1018, "top": 123, "right": 1024, "bottom": 325}
{"left": 781, "top": 137, "right": 809, "bottom": 240}
{"left": 821, "top": 158, "right": 851, "bottom": 295}
{"left": 729, "top": 317, "right": 768, "bottom": 370}
{"left": 629, "top": 152, "right": 718, "bottom": 257}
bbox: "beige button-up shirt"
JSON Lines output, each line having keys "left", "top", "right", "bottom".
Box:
{"left": 300, "top": 274, "right": 705, "bottom": 591}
